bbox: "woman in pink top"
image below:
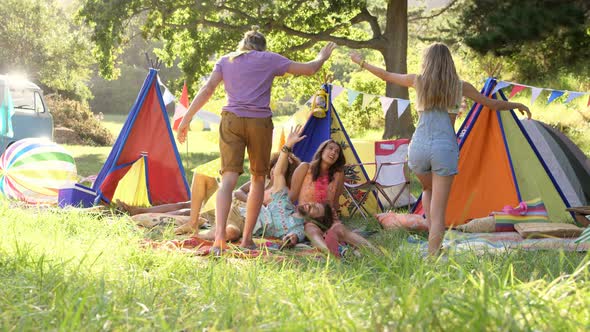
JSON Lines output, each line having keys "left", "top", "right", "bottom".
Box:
{"left": 177, "top": 26, "right": 336, "bottom": 253}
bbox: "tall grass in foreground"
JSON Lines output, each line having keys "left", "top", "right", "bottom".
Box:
{"left": 1, "top": 201, "right": 589, "bottom": 331}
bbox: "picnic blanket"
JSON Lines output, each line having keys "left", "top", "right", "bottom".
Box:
{"left": 143, "top": 236, "right": 323, "bottom": 260}
{"left": 408, "top": 230, "right": 590, "bottom": 254}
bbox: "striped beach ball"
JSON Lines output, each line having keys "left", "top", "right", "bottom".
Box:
{"left": 0, "top": 138, "right": 77, "bottom": 204}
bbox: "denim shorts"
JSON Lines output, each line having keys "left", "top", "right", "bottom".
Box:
{"left": 408, "top": 110, "right": 459, "bottom": 176}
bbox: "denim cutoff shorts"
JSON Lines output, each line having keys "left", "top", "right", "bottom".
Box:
{"left": 408, "top": 110, "right": 459, "bottom": 176}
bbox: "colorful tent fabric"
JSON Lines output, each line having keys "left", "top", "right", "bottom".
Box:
{"left": 413, "top": 78, "right": 573, "bottom": 226}
{"left": 0, "top": 138, "right": 77, "bottom": 204}
{"left": 93, "top": 69, "right": 190, "bottom": 205}
{"left": 293, "top": 84, "right": 381, "bottom": 216}
{"left": 111, "top": 154, "right": 151, "bottom": 207}
{"left": 520, "top": 119, "right": 590, "bottom": 207}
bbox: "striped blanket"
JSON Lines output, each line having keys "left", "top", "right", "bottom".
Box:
{"left": 492, "top": 198, "right": 549, "bottom": 232}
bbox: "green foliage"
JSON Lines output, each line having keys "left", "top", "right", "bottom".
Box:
{"left": 0, "top": 0, "right": 95, "bottom": 100}
{"left": 439, "top": 0, "right": 590, "bottom": 81}
{"left": 46, "top": 96, "right": 114, "bottom": 146}
{"left": 336, "top": 70, "right": 385, "bottom": 134}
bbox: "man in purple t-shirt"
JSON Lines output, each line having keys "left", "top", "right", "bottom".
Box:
{"left": 177, "top": 26, "right": 335, "bottom": 253}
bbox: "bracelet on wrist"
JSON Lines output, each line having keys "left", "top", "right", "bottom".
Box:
{"left": 281, "top": 145, "right": 292, "bottom": 153}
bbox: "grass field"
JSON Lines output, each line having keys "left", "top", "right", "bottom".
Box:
{"left": 1, "top": 103, "right": 590, "bottom": 330}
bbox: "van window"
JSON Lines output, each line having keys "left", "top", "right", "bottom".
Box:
{"left": 35, "top": 92, "right": 45, "bottom": 113}
{"left": 11, "top": 88, "right": 36, "bottom": 114}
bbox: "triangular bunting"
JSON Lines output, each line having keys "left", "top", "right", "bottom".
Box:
{"left": 565, "top": 91, "right": 584, "bottom": 104}
{"left": 361, "top": 94, "right": 375, "bottom": 110}
{"left": 330, "top": 85, "right": 345, "bottom": 100}
{"left": 347, "top": 90, "right": 360, "bottom": 105}
{"left": 509, "top": 85, "right": 527, "bottom": 99}
{"left": 379, "top": 96, "right": 395, "bottom": 116}
{"left": 530, "top": 87, "right": 543, "bottom": 104}
{"left": 396, "top": 99, "right": 410, "bottom": 118}
{"left": 491, "top": 81, "right": 510, "bottom": 95}
{"left": 547, "top": 90, "right": 565, "bottom": 104}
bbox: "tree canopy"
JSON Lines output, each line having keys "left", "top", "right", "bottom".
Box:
{"left": 80, "top": 0, "right": 429, "bottom": 137}
{"left": 0, "top": 0, "right": 95, "bottom": 100}
{"left": 442, "top": 0, "right": 590, "bottom": 81}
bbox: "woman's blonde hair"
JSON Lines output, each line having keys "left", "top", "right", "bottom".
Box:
{"left": 237, "top": 25, "right": 266, "bottom": 52}
{"left": 415, "top": 43, "right": 462, "bottom": 111}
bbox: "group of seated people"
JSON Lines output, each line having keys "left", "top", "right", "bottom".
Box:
{"left": 116, "top": 126, "right": 376, "bottom": 257}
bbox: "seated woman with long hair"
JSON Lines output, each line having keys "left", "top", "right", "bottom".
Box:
{"left": 290, "top": 139, "right": 375, "bottom": 255}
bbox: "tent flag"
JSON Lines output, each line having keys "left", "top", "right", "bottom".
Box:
{"left": 530, "top": 87, "right": 543, "bottom": 104}
{"left": 397, "top": 99, "right": 410, "bottom": 117}
{"left": 509, "top": 84, "right": 527, "bottom": 99}
{"left": 547, "top": 90, "right": 565, "bottom": 104}
{"left": 157, "top": 76, "right": 175, "bottom": 105}
{"left": 330, "top": 84, "right": 345, "bottom": 99}
{"left": 172, "top": 82, "right": 189, "bottom": 130}
{"left": 379, "top": 96, "right": 394, "bottom": 116}
{"left": 347, "top": 89, "right": 360, "bottom": 106}
{"left": 491, "top": 81, "right": 510, "bottom": 95}
{"left": 0, "top": 78, "right": 15, "bottom": 138}
{"left": 361, "top": 94, "right": 375, "bottom": 110}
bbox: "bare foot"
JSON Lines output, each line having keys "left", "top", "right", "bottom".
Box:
{"left": 239, "top": 239, "right": 257, "bottom": 250}
{"left": 114, "top": 199, "right": 140, "bottom": 215}
{"left": 174, "top": 222, "right": 200, "bottom": 235}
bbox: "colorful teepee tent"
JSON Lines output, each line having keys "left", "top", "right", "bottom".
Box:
{"left": 293, "top": 84, "right": 381, "bottom": 216}
{"left": 93, "top": 69, "right": 190, "bottom": 206}
{"left": 414, "top": 78, "right": 574, "bottom": 227}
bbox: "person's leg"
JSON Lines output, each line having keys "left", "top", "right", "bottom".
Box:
{"left": 330, "top": 223, "right": 378, "bottom": 253}
{"left": 305, "top": 222, "right": 329, "bottom": 252}
{"left": 214, "top": 172, "right": 240, "bottom": 249}
{"left": 175, "top": 174, "right": 218, "bottom": 234}
{"left": 240, "top": 116, "right": 273, "bottom": 248}
{"left": 415, "top": 172, "right": 432, "bottom": 227}
{"left": 240, "top": 174, "right": 265, "bottom": 248}
{"left": 115, "top": 199, "right": 190, "bottom": 215}
{"left": 428, "top": 173, "right": 454, "bottom": 255}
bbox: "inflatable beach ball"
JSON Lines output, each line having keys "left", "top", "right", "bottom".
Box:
{"left": 0, "top": 138, "right": 77, "bottom": 204}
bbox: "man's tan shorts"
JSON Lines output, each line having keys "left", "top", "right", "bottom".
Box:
{"left": 219, "top": 111, "right": 273, "bottom": 176}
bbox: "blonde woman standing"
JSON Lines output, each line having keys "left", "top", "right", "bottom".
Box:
{"left": 177, "top": 26, "right": 335, "bottom": 253}
{"left": 351, "top": 43, "right": 531, "bottom": 255}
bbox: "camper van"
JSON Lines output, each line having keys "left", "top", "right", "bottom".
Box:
{"left": 0, "top": 75, "right": 54, "bottom": 152}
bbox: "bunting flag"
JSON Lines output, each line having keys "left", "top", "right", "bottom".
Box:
{"left": 361, "top": 94, "right": 375, "bottom": 110}
{"left": 509, "top": 84, "right": 527, "bottom": 99}
{"left": 565, "top": 91, "right": 585, "bottom": 104}
{"left": 530, "top": 87, "right": 543, "bottom": 105}
{"left": 396, "top": 99, "right": 411, "bottom": 117}
{"left": 491, "top": 81, "right": 511, "bottom": 95}
{"left": 379, "top": 96, "right": 395, "bottom": 116}
{"left": 347, "top": 90, "right": 360, "bottom": 106}
{"left": 547, "top": 90, "right": 565, "bottom": 104}
{"left": 172, "top": 82, "right": 189, "bottom": 131}
{"left": 330, "top": 85, "right": 345, "bottom": 100}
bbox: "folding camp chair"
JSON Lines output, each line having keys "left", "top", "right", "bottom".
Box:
{"left": 344, "top": 139, "right": 411, "bottom": 218}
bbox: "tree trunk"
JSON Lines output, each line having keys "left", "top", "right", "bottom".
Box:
{"left": 382, "top": 0, "right": 415, "bottom": 139}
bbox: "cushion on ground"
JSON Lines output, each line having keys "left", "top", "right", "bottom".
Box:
{"left": 514, "top": 222, "right": 583, "bottom": 239}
